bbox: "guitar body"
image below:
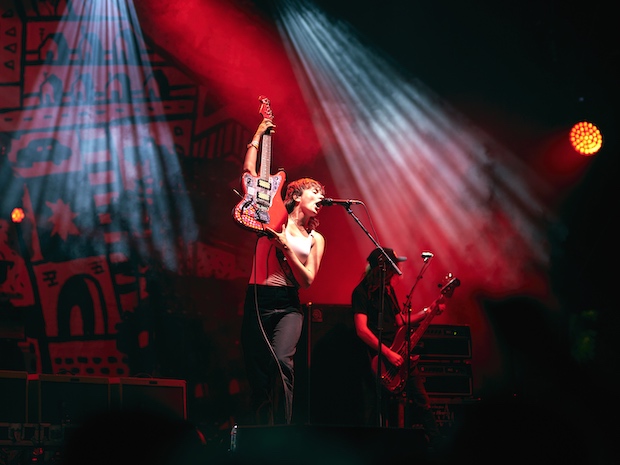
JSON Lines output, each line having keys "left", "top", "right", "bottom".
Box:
{"left": 371, "top": 326, "right": 421, "bottom": 394}
{"left": 233, "top": 169, "right": 287, "bottom": 233}
{"left": 232, "top": 95, "right": 287, "bottom": 235}
{"left": 371, "top": 274, "right": 460, "bottom": 394}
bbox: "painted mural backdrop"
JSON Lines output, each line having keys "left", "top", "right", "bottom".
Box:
{"left": 0, "top": 0, "right": 254, "bottom": 427}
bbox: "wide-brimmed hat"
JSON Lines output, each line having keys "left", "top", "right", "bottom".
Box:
{"left": 367, "top": 247, "right": 407, "bottom": 269}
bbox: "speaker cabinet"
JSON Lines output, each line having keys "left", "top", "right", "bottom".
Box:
{"left": 294, "top": 304, "right": 367, "bottom": 425}
{"left": 0, "top": 370, "right": 28, "bottom": 423}
{"left": 418, "top": 360, "right": 473, "bottom": 397}
{"left": 27, "top": 374, "right": 111, "bottom": 424}
{"left": 114, "top": 377, "right": 187, "bottom": 420}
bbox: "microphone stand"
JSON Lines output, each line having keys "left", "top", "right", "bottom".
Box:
{"left": 377, "top": 259, "right": 387, "bottom": 428}
{"left": 338, "top": 203, "right": 402, "bottom": 428}
{"left": 401, "top": 254, "right": 432, "bottom": 427}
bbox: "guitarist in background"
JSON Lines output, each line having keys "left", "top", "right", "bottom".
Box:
{"left": 351, "top": 247, "right": 442, "bottom": 442}
{"left": 240, "top": 117, "right": 327, "bottom": 425}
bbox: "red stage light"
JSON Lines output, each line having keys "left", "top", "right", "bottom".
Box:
{"left": 569, "top": 121, "right": 603, "bottom": 156}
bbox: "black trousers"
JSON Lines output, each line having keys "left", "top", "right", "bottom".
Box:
{"left": 241, "top": 284, "right": 303, "bottom": 425}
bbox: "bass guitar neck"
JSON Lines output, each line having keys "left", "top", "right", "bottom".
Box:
{"left": 371, "top": 274, "right": 460, "bottom": 394}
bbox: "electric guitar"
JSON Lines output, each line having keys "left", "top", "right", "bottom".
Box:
{"left": 232, "top": 95, "right": 287, "bottom": 235}
{"left": 371, "top": 273, "right": 461, "bottom": 394}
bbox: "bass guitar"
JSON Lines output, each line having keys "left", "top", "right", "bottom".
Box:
{"left": 371, "top": 273, "right": 461, "bottom": 394}
{"left": 232, "top": 95, "right": 287, "bottom": 235}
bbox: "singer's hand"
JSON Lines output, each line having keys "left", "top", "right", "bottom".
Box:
{"left": 255, "top": 118, "right": 275, "bottom": 137}
{"left": 265, "top": 224, "right": 289, "bottom": 251}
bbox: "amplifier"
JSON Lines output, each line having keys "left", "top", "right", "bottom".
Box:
{"left": 417, "top": 360, "right": 473, "bottom": 397}
{"left": 27, "top": 374, "right": 112, "bottom": 424}
{"left": 0, "top": 370, "right": 28, "bottom": 423}
{"left": 416, "top": 325, "right": 472, "bottom": 358}
{"left": 113, "top": 377, "right": 187, "bottom": 420}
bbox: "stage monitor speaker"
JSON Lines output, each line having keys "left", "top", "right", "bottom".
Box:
{"left": 114, "top": 377, "right": 187, "bottom": 420}
{"left": 27, "top": 374, "right": 111, "bottom": 424}
{"left": 232, "top": 424, "right": 427, "bottom": 465}
{"left": 0, "top": 370, "right": 28, "bottom": 423}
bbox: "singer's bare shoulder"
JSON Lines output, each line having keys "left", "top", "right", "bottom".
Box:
{"left": 312, "top": 229, "right": 325, "bottom": 240}
{"left": 311, "top": 230, "right": 325, "bottom": 249}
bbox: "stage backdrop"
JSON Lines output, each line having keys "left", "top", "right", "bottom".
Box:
{"left": 0, "top": 0, "right": 266, "bottom": 428}
{"left": 2, "top": 0, "right": 597, "bottom": 431}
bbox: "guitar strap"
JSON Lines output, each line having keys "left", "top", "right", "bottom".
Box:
{"left": 387, "top": 285, "right": 401, "bottom": 315}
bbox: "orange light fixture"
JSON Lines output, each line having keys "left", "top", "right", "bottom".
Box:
{"left": 569, "top": 121, "right": 603, "bottom": 156}
{"left": 11, "top": 207, "right": 25, "bottom": 223}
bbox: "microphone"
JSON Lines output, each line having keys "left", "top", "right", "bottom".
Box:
{"left": 319, "top": 198, "right": 363, "bottom": 207}
{"left": 421, "top": 252, "right": 434, "bottom": 259}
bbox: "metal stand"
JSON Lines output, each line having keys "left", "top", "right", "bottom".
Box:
{"left": 400, "top": 255, "right": 432, "bottom": 426}
{"left": 337, "top": 202, "right": 402, "bottom": 427}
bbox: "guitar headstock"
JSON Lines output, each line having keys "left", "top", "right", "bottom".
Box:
{"left": 439, "top": 273, "right": 460, "bottom": 298}
{"left": 258, "top": 95, "right": 274, "bottom": 121}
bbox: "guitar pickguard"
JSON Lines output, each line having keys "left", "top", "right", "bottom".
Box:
{"left": 233, "top": 171, "right": 286, "bottom": 232}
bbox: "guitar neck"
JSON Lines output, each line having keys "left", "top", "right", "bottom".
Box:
{"left": 406, "top": 277, "right": 458, "bottom": 350}
{"left": 407, "top": 302, "right": 439, "bottom": 348}
{"left": 259, "top": 133, "right": 272, "bottom": 180}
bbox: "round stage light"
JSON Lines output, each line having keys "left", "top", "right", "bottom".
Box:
{"left": 569, "top": 121, "right": 603, "bottom": 156}
{"left": 11, "top": 207, "right": 25, "bottom": 223}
